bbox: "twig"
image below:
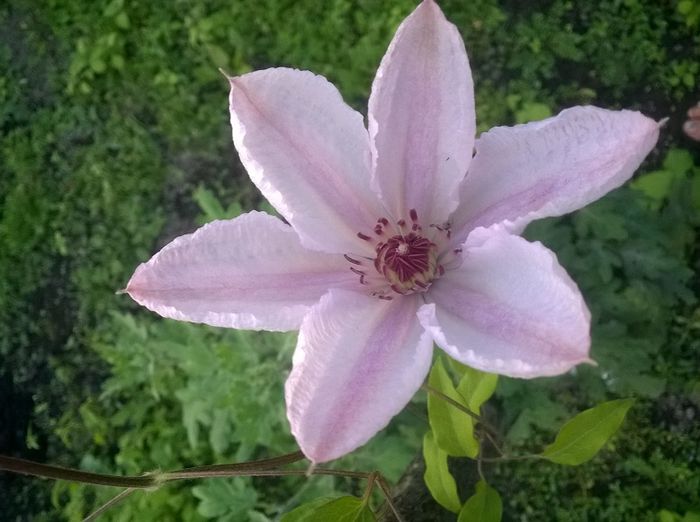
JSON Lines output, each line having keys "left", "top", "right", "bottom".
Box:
{"left": 363, "top": 471, "right": 378, "bottom": 503}
{"left": 376, "top": 474, "right": 405, "bottom": 522}
{"left": 476, "top": 435, "right": 486, "bottom": 482}
{"left": 83, "top": 488, "right": 137, "bottom": 522}
{"left": 478, "top": 454, "right": 543, "bottom": 463}
{"left": 481, "top": 429, "right": 505, "bottom": 456}
{"left": 0, "top": 455, "right": 157, "bottom": 488}
{"left": 163, "top": 467, "right": 370, "bottom": 481}
{"left": 1, "top": 451, "right": 402, "bottom": 521}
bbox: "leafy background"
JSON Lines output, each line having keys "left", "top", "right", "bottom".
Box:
{"left": 1, "top": 0, "right": 699, "bottom": 520}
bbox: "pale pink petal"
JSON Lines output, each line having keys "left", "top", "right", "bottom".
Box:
{"left": 368, "top": 0, "right": 475, "bottom": 225}
{"left": 126, "top": 212, "right": 358, "bottom": 331}
{"left": 286, "top": 289, "right": 433, "bottom": 463}
{"left": 418, "top": 226, "right": 591, "bottom": 378}
{"left": 229, "top": 68, "right": 381, "bottom": 255}
{"left": 450, "top": 106, "right": 661, "bottom": 245}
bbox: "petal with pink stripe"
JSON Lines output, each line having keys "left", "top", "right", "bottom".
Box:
{"left": 126, "top": 211, "right": 357, "bottom": 331}
{"left": 286, "top": 289, "right": 433, "bottom": 463}
{"left": 419, "top": 226, "right": 591, "bottom": 378}
{"left": 229, "top": 68, "right": 381, "bottom": 256}
{"left": 450, "top": 106, "right": 660, "bottom": 245}
{"left": 368, "top": 0, "right": 475, "bottom": 225}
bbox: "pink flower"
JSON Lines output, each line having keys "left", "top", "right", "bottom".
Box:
{"left": 126, "top": 0, "right": 661, "bottom": 463}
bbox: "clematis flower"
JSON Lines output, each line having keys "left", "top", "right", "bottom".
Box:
{"left": 126, "top": 0, "right": 661, "bottom": 463}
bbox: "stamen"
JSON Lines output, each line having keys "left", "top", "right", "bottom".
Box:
{"left": 390, "top": 284, "right": 407, "bottom": 295}
{"left": 347, "top": 211, "right": 449, "bottom": 299}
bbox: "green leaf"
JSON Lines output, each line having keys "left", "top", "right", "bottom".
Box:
{"left": 663, "top": 148, "right": 694, "bottom": 174}
{"left": 458, "top": 480, "right": 502, "bottom": 522}
{"left": 89, "top": 56, "right": 107, "bottom": 73}
{"left": 281, "top": 496, "right": 375, "bottom": 522}
{"left": 692, "top": 173, "right": 700, "bottom": 210}
{"left": 657, "top": 509, "right": 678, "bottom": 522}
{"left": 632, "top": 169, "right": 681, "bottom": 203}
{"left": 541, "top": 398, "right": 635, "bottom": 465}
{"left": 115, "top": 12, "right": 130, "bottom": 29}
{"left": 192, "top": 478, "right": 257, "bottom": 519}
{"left": 423, "top": 431, "right": 461, "bottom": 513}
{"left": 514, "top": 102, "right": 552, "bottom": 123}
{"left": 193, "top": 185, "right": 227, "bottom": 222}
{"left": 206, "top": 44, "right": 230, "bottom": 67}
{"left": 456, "top": 366, "right": 498, "bottom": 414}
{"left": 427, "top": 357, "right": 478, "bottom": 458}
{"left": 280, "top": 497, "right": 339, "bottom": 521}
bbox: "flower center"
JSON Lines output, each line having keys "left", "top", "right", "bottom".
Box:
{"left": 375, "top": 232, "right": 438, "bottom": 294}
{"left": 345, "top": 209, "right": 451, "bottom": 299}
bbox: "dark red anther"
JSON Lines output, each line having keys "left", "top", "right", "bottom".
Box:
{"left": 378, "top": 295, "right": 394, "bottom": 300}
{"left": 357, "top": 232, "right": 371, "bottom": 241}
{"left": 344, "top": 254, "right": 362, "bottom": 265}
{"left": 378, "top": 217, "right": 389, "bottom": 226}
{"left": 390, "top": 284, "right": 406, "bottom": 295}
{"left": 411, "top": 223, "right": 420, "bottom": 231}
{"left": 350, "top": 267, "right": 365, "bottom": 275}
{"left": 409, "top": 209, "right": 418, "bottom": 222}
{"left": 397, "top": 219, "right": 406, "bottom": 227}
{"left": 438, "top": 264, "right": 445, "bottom": 276}
{"left": 374, "top": 225, "right": 384, "bottom": 235}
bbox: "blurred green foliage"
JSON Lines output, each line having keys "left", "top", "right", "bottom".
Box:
{"left": 1, "top": 0, "right": 699, "bottom": 520}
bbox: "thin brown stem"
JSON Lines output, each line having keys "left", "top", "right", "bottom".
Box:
{"left": 376, "top": 475, "right": 404, "bottom": 522}
{"left": 481, "top": 429, "right": 505, "bottom": 456}
{"left": 0, "top": 450, "right": 331, "bottom": 488}
{"left": 479, "top": 454, "right": 543, "bottom": 463}
{"left": 0, "top": 455, "right": 157, "bottom": 489}
{"left": 363, "top": 472, "right": 378, "bottom": 503}
{"left": 164, "top": 467, "right": 370, "bottom": 481}
{"left": 83, "top": 488, "right": 137, "bottom": 522}
{"left": 1, "top": 451, "right": 396, "bottom": 521}
{"left": 174, "top": 450, "right": 304, "bottom": 473}
{"left": 476, "top": 435, "right": 486, "bottom": 482}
